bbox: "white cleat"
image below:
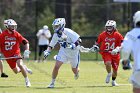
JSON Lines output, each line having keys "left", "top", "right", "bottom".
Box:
{"left": 105, "top": 73, "right": 112, "bottom": 83}
{"left": 112, "top": 80, "right": 119, "bottom": 86}
{"left": 27, "top": 68, "right": 33, "bottom": 74}
{"left": 48, "top": 83, "right": 55, "bottom": 88}
{"left": 24, "top": 65, "right": 33, "bottom": 74}
{"left": 74, "top": 72, "right": 79, "bottom": 80}
{"left": 25, "top": 81, "right": 31, "bottom": 87}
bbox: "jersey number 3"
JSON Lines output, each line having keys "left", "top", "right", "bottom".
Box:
{"left": 5, "top": 41, "right": 16, "bottom": 50}
{"left": 105, "top": 42, "right": 115, "bottom": 50}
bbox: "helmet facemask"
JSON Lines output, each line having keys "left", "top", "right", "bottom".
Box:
{"left": 105, "top": 26, "right": 114, "bottom": 34}
{"left": 8, "top": 25, "right": 17, "bottom": 31}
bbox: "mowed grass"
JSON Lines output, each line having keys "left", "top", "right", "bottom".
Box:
{"left": 0, "top": 60, "right": 132, "bottom": 93}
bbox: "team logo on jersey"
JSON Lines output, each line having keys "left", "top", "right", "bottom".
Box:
{"left": 5, "top": 36, "right": 16, "bottom": 41}
{"left": 105, "top": 37, "right": 115, "bottom": 42}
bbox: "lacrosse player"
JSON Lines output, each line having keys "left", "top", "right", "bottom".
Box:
{"left": 36, "top": 25, "right": 51, "bottom": 62}
{"left": 121, "top": 11, "right": 140, "bottom": 93}
{"left": 91, "top": 20, "right": 123, "bottom": 86}
{"left": 0, "top": 27, "right": 8, "bottom": 78}
{"left": 44, "top": 18, "right": 81, "bottom": 88}
{"left": 0, "top": 19, "right": 32, "bottom": 87}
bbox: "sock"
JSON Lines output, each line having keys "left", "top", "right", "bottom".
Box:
{"left": 51, "top": 79, "right": 55, "bottom": 84}
{"left": 112, "top": 77, "right": 116, "bottom": 81}
{"left": 108, "top": 72, "right": 112, "bottom": 76}
{"left": 25, "top": 77, "right": 29, "bottom": 82}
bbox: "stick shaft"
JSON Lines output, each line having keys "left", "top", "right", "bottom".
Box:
{"left": 0, "top": 56, "right": 22, "bottom": 60}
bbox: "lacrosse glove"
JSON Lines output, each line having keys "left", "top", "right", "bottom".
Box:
{"left": 90, "top": 45, "right": 99, "bottom": 52}
{"left": 111, "top": 46, "right": 121, "bottom": 55}
{"left": 23, "top": 50, "right": 31, "bottom": 58}
{"left": 121, "top": 59, "right": 132, "bottom": 70}
{"left": 44, "top": 50, "right": 50, "bottom": 59}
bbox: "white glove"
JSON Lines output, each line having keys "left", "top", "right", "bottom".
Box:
{"left": 23, "top": 50, "right": 31, "bottom": 58}
{"left": 44, "top": 50, "right": 50, "bottom": 59}
{"left": 89, "top": 45, "right": 99, "bottom": 52}
{"left": 111, "top": 46, "right": 121, "bottom": 55}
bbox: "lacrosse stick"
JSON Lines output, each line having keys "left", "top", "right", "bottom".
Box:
{"left": 0, "top": 56, "right": 22, "bottom": 60}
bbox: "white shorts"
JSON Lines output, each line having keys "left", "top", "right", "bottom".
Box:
{"left": 56, "top": 50, "right": 80, "bottom": 68}
{"left": 130, "top": 70, "right": 140, "bottom": 88}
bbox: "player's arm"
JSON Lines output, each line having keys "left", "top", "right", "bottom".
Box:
{"left": 22, "top": 40, "right": 31, "bottom": 58}
{"left": 44, "top": 34, "right": 58, "bottom": 59}
{"left": 121, "top": 33, "right": 133, "bottom": 60}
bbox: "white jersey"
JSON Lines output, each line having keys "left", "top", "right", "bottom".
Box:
{"left": 49, "top": 28, "right": 80, "bottom": 58}
{"left": 36, "top": 29, "right": 51, "bottom": 45}
{"left": 121, "top": 28, "right": 140, "bottom": 71}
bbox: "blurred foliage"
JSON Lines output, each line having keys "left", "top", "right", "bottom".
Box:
{"left": 0, "top": 0, "right": 140, "bottom": 56}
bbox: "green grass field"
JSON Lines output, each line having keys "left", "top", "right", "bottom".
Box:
{"left": 0, "top": 60, "right": 132, "bottom": 93}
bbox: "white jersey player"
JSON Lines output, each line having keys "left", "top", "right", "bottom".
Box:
{"left": 121, "top": 11, "right": 140, "bottom": 93}
{"left": 44, "top": 18, "right": 81, "bottom": 88}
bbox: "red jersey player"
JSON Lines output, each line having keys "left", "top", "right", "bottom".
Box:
{"left": 91, "top": 20, "right": 123, "bottom": 86}
{"left": 0, "top": 19, "right": 32, "bottom": 87}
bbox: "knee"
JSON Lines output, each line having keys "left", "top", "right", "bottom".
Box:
{"left": 105, "top": 62, "right": 111, "bottom": 66}
{"left": 13, "top": 70, "right": 19, "bottom": 74}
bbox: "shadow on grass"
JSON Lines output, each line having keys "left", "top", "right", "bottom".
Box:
{"left": 81, "top": 85, "right": 112, "bottom": 88}
{"left": 34, "top": 85, "right": 111, "bottom": 90}
{"left": 34, "top": 86, "right": 73, "bottom": 90}
{"left": 0, "top": 86, "right": 17, "bottom": 88}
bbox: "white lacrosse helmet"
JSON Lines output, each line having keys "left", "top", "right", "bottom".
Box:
{"left": 52, "top": 18, "right": 66, "bottom": 33}
{"left": 7, "top": 19, "right": 17, "bottom": 31}
{"left": 43, "top": 25, "right": 48, "bottom": 29}
{"left": 105, "top": 20, "right": 116, "bottom": 32}
{"left": 133, "top": 11, "right": 140, "bottom": 27}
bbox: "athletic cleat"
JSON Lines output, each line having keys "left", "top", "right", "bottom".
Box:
{"left": 48, "top": 82, "right": 55, "bottom": 88}
{"left": 74, "top": 73, "right": 79, "bottom": 80}
{"left": 1, "top": 73, "right": 8, "bottom": 78}
{"left": 24, "top": 65, "right": 33, "bottom": 74}
{"left": 26, "top": 68, "right": 33, "bottom": 74}
{"left": 112, "top": 80, "right": 119, "bottom": 86}
{"left": 25, "top": 80, "right": 31, "bottom": 87}
{"left": 105, "top": 73, "right": 112, "bottom": 83}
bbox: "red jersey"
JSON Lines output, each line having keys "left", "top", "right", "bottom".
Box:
{"left": 96, "top": 30, "right": 123, "bottom": 56}
{"left": 0, "top": 30, "right": 28, "bottom": 57}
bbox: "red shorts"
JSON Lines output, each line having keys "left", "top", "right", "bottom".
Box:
{"left": 5, "top": 54, "right": 22, "bottom": 69}
{"left": 102, "top": 54, "right": 120, "bottom": 71}
{"left": 6, "top": 58, "right": 19, "bottom": 69}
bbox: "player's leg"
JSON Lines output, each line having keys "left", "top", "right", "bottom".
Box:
{"left": 0, "top": 60, "right": 8, "bottom": 78}
{"left": 102, "top": 55, "right": 112, "bottom": 83}
{"left": 71, "top": 53, "right": 80, "bottom": 80}
{"left": 111, "top": 58, "right": 120, "bottom": 86}
{"left": 16, "top": 59, "right": 31, "bottom": 87}
{"left": 48, "top": 60, "right": 63, "bottom": 88}
{"left": 130, "top": 70, "right": 140, "bottom": 93}
{"left": 48, "top": 51, "right": 67, "bottom": 88}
